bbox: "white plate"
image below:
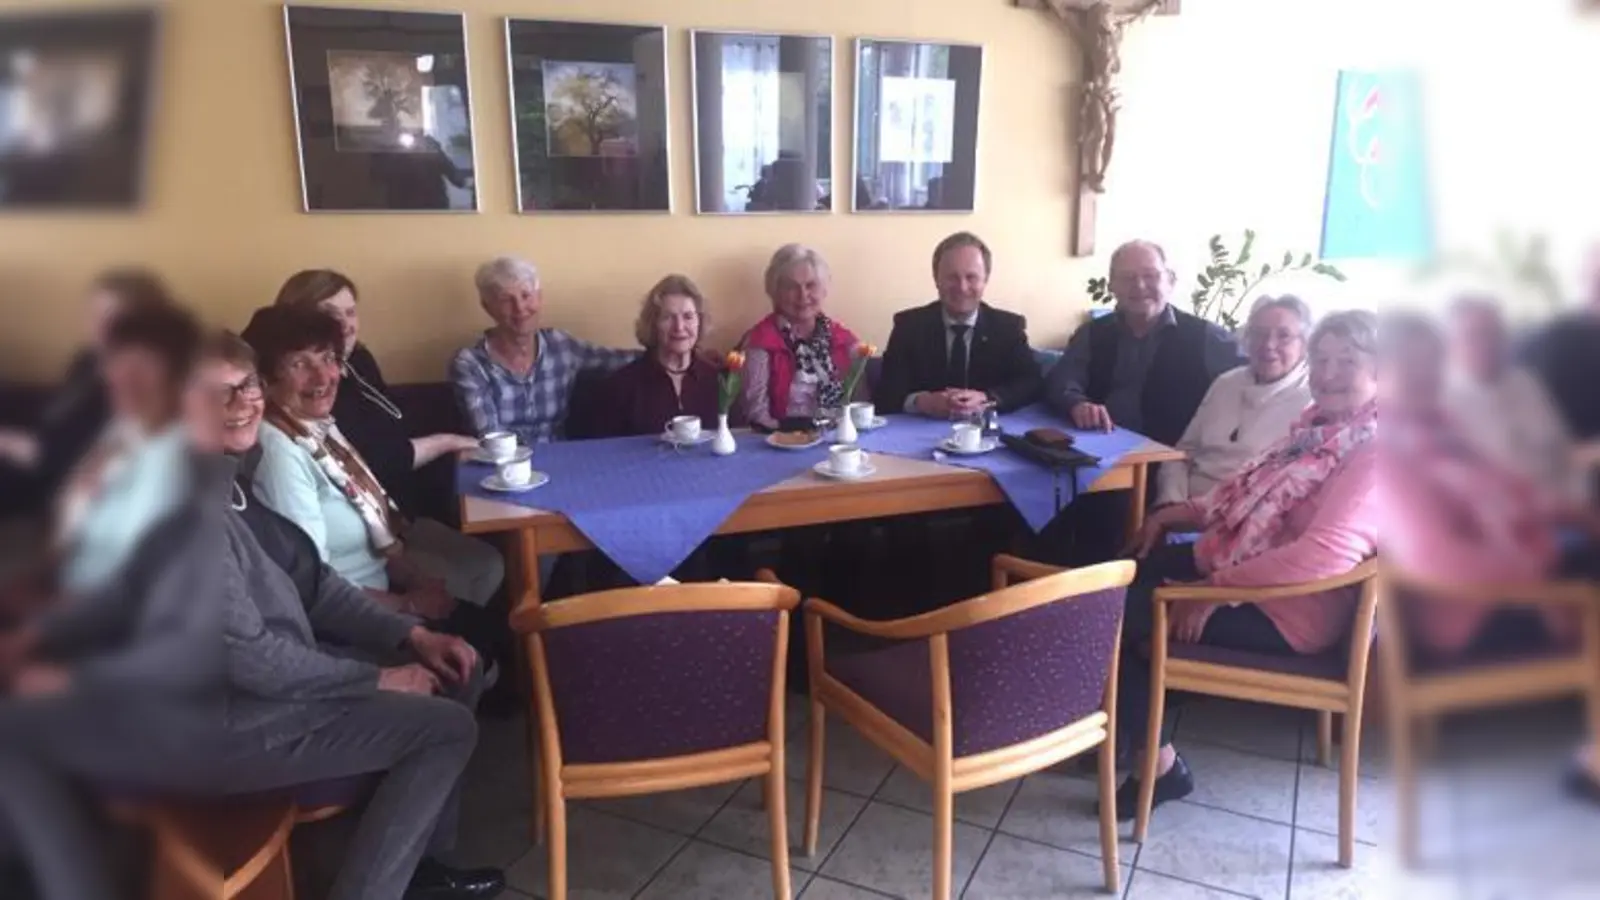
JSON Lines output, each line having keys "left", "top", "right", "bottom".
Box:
{"left": 468, "top": 446, "right": 532, "bottom": 465}
{"left": 766, "top": 433, "right": 824, "bottom": 451}
{"left": 854, "top": 416, "right": 889, "bottom": 431}
{"left": 659, "top": 430, "right": 713, "bottom": 447}
{"left": 480, "top": 472, "right": 550, "bottom": 493}
{"left": 939, "top": 436, "right": 1001, "bottom": 456}
{"left": 812, "top": 460, "right": 878, "bottom": 481}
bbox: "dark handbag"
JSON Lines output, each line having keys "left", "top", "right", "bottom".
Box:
{"left": 999, "top": 428, "right": 1102, "bottom": 514}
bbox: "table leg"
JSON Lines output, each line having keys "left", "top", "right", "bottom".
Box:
{"left": 511, "top": 527, "right": 548, "bottom": 846}
{"left": 1125, "top": 463, "right": 1149, "bottom": 546}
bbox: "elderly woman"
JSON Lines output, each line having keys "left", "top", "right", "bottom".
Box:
{"left": 450, "top": 256, "right": 636, "bottom": 445}
{"left": 1153, "top": 295, "right": 1315, "bottom": 507}
{"left": 1112, "top": 309, "right": 1382, "bottom": 819}
{"left": 739, "top": 244, "right": 863, "bottom": 431}
{"left": 273, "top": 269, "right": 479, "bottom": 517}
{"left": 241, "top": 305, "right": 507, "bottom": 678}
{"left": 597, "top": 274, "right": 738, "bottom": 438}
{"left": 1445, "top": 294, "right": 1589, "bottom": 506}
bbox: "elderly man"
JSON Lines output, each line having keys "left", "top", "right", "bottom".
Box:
{"left": 1522, "top": 244, "right": 1600, "bottom": 442}
{"left": 450, "top": 257, "right": 636, "bottom": 445}
{"left": 877, "top": 231, "right": 1044, "bottom": 416}
{"left": 1046, "top": 240, "right": 1244, "bottom": 446}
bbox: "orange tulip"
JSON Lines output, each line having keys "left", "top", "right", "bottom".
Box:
{"left": 725, "top": 350, "right": 746, "bottom": 371}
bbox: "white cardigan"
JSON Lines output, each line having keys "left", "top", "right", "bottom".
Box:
{"left": 1154, "top": 363, "right": 1313, "bottom": 507}
{"left": 1447, "top": 367, "right": 1589, "bottom": 506}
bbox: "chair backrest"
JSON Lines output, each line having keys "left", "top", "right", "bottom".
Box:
{"left": 525, "top": 582, "right": 800, "bottom": 766}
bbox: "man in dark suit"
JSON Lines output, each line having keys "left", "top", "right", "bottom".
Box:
{"left": 877, "top": 232, "right": 1044, "bottom": 416}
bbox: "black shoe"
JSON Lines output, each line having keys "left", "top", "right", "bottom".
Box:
{"left": 1564, "top": 764, "right": 1600, "bottom": 805}
{"left": 406, "top": 858, "right": 506, "bottom": 899}
{"left": 1096, "top": 754, "right": 1194, "bottom": 822}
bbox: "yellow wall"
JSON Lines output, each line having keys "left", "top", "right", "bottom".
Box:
{"left": 4, "top": 0, "right": 1595, "bottom": 382}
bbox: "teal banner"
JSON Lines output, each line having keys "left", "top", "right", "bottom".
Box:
{"left": 1319, "top": 70, "right": 1434, "bottom": 261}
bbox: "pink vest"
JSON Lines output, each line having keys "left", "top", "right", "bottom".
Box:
{"left": 741, "top": 314, "right": 859, "bottom": 421}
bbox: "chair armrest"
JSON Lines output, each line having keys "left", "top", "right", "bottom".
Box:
{"left": 1153, "top": 559, "right": 1380, "bottom": 606}
{"left": 991, "top": 554, "right": 1066, "bottom": 588}
{"left": 1386, "top": 569, "right": 1600, "bottom": 607}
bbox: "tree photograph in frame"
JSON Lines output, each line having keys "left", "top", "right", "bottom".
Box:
{"left": 506, "top": 19, "right": 669, "bottom": 213}
{"left": 853, "top": 39, "right": 983, "bottom": 212}
{"left": 284, "top": 5, "right": 478, "bottom": 212}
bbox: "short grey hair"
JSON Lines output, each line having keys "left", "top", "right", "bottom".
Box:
{"left": 1247, "top": 294, "right": 1315, "bottom": 338}
{"left": 1309, "top": 309, "right": 1379, "bottom": 359}
{"left": 1108, "top": 239, "right": 1171, "bottom": 272}
{"left": 474, "top": 256, "right": 539, "bottom": 302}
{"left": 763, "top": 244, "right": 830, "bottom": 299}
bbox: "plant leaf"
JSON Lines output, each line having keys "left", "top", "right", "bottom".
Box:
{"left": 1282, "top": 251, "right": 1294, "bottom": 268}
{"left": 1260, "top": 262, "right": 1272, "bottom": 278}
{"left": 1198, "top": 274, "right": 1212, "bottom": 288}
{"left": 1301, "top": 252, "right": 1314, "bottom": 267}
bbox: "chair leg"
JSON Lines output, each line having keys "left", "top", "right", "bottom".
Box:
{"left": 1392, "top": 714, "right": 1420, "bottom": 869}
{"left": 1338, "top": 707, "right": 1362, "bottom": 868}
{"left": 1098, "top": 735, "right": 1120, "bottom": 894}
{"left": 546, "top": 797, "right": 568, "bottom": 900}
{"left": 1133, "top": 666, "right": 1166, "bottom": 843}
{"left": 1317, "top": 711, "right": 1334, "bottom": 768}
{"left": 804, "top": 699, "right": 825, "bottom": 857}
{"left": 767, "top": 759, "right": 791, "bottom": 897}
{"left": 932, "top": 781, "right": 954, "bottom": 900}
{"left": 530, "top": 736, "right": 547, "bottom": 846}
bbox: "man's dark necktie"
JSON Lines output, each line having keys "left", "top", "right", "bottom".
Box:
{"left": 948, "top": 324, "right": 970, "bottom": 388}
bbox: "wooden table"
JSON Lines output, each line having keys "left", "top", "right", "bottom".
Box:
{"left": 460, "top": 441, "right": 1182, "bottom": 609}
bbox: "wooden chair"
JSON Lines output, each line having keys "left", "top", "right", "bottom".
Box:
{"left": 1377, "top": 572, "right": 1600, "bottom": 867}
{"left": 1134, "top": 559, "right": 1381, "bottom": 867}
{"left": 775, "top": 556, "right": 1136, "bottom": 900}
{"left": 510, "top": 581, "right": 800, "bottom": 900}
{"left": 129, "top": 796, "right": 296, "bottom": 900}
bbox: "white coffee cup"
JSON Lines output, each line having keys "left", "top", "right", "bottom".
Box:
{"left": 498, "top": 457, "right": 533, "bottom": 487}
{"left": 847, "top": 401, "right": 876, "bottom": 428}
{"left": 481, "top": 431, "right": 517, "bottom": 462}
{"left": 952, "top": 422, "right": 984, "bottom": 453}
{"left": 668, "top": 415, "right": 702, "bottom": 442}
{"left": 829, "top": 444, "right": 866, "bottom": 475}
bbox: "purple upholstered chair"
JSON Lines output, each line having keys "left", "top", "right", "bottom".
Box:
{"left": 511, "top": 581, "right": 801, "bottom": 900}
{"left": 781, "top": 556, "right": 1136, "bottom": 900}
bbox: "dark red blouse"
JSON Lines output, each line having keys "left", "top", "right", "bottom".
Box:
{"left": 595, "top": 354, "right": 743, "bottom": 438}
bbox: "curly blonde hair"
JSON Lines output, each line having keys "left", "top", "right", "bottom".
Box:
{"left": 634, "top": 274, "right": 709, "bottom": 349}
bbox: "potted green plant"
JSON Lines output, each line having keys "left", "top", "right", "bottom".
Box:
{"left": 1086, "top": 230, "right": 1347, "bottom": 331}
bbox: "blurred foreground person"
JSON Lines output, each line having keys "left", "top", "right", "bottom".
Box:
{"left": 1521, "top": 244, "right": 1600, "bottom": 441}
{"left": 196, "top": 331, "right": 504, "bottom": 900}
{"left": 0, "top": 303, "right": 225, "bottom": 900}
{"left": 0, "top": 270, "right": 173, "bottom": 518}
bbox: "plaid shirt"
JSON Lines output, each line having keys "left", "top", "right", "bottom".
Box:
{"left": 450, "top": 330, "right": 637, "bottom": 444}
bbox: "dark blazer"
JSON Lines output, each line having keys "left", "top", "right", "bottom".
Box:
{"left": 876, "top": 301, "right": 1043, "bottom": 414}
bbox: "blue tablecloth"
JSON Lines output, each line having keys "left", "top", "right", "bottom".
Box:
{"left": 458, "top": 433, "right": 828, "bottom": 585}
{"left": 856, "top": 405, "right": 1151, "bottom": 532}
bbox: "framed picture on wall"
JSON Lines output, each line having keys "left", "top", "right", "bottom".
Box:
{"left": 505, "top": 19, "right": 670, "bottom": 213}
{"left": 283, "top": 5, "right": 479, "bottom": 213}
{"left": 0, "top": 5, "right": 160, "bottom": 210}
{"left": 852, "top": 39, "right": 983, "bottom": 213}
{"left": 690, "top": 30, "right": 833, "bottom": 215}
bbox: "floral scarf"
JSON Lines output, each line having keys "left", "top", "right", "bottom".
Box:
{"left": 1194, "top": 398, "right": 1377, "bottom": 572}
{"left": 264, "top": 405, "right": 405, "bottom": 556}
{"left": 779, "top": 313, "right": 845, "bottom": 410}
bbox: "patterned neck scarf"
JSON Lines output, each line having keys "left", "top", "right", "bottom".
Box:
{"left": 1195, "top": 398, "right": 1378, "bottom": 572}
{"left": 779, "top": 313, "right": 844, "bottom": 410}
{"left": 264, "top": 404, "right": 405, "bottom": 556}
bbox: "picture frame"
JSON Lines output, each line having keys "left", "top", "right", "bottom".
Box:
{"left": 283, "top": 4, "right": 479, "bottom": 213}
{"left": 689, "top": 30, "right": 834, "bottom": 215}
{"left": 0, "top": 5, "right": 160, "bottom": 210}
{"left": 504, "top": 18, "right": 671, "bottom": 213}
{"left": 852, "top": 38, "right": 983, "bottom": 213}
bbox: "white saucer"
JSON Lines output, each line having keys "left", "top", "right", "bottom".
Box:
{"left": 853, "top": 416, "right": 889, "bottom": 431}
{"left": 659, "top": 430, "right": 713, "bottom": 447}
{"left": 939, "top": 436, "right": 1000, "bottom": 456}
{"left": 480, "top": 471, "right": 549, "bottom": 493}
{"left": 766, "top": 433, "right": 825, "bottom": 451}
{"left": 469, "top": 446, "right": 532, "bottom": 465}
{"left": 813, "top": 461, "right": 878, "bottom": 480}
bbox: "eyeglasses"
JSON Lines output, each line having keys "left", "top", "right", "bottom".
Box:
{"left": 1245, "top": 327, "right": 1304, "bottom": 347}
{"left": 286, "top": 349, "right": 340, "bottom": 374}
{"left": 214, "top": 375, "right": 263, "bottom": 405}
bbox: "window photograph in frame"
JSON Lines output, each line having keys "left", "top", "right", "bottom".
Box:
{"left": 284, "top": 5, "right": 478, "bottom": 213}
{"left": 853, "top": 39, "right": 982, "bottom": 213}
{"left": 690, "top": 31, "right": 833, "bottom": 215}
{"left": 505, "top": 19, "right": 670, "bottom": 213}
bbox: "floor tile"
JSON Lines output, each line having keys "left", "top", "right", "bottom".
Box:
{"left": 1454, "top": 789, "right": 1600, "bottom": 888}
{"left": 505, "top": 805, "right": 685, "bottom": 899}
{"left": 1180, "top": 741, "right": 1300, "bottom": 825}
{"left": 818, "top": 800, "right": 987, "bottom": 898}
{"left": 699, "top": 778, "right": 868, "bottom": 874}
{"left": 1292, "top": 763, "right": 1392, "bottom": 846}
{"left": 1288, "top": 829, "right": 1384, "bottom": 900}
{"left": 454, "top": 799, "right": 533, "bottom": 870}
{"left": 962, "top": 833, "right": 1130, "bottom": 899}
{"left": 787, "top": 716, "right": 898, "bottom": 797}
{"left": 1177, "top": 698, "right": 1307, "bottom": 763}
{"left": 997, "top": 772, "right": 1134, "bottom": 861}
{"left": 1135, "top": 799, "right": 1293, "bottom": 900}
{"left": 873, "top": 766, "right": 1020, "bottom": 829}
{"left": 1126, "top": 870, "right": 1251, "bottom": 899}
{"left": 798, "top": 876, "right": 894, "bottom": 899}
{"left": 580, "top": 781, "right": 741, "bottom": 836}
{"left": 636, "top": 840, "right": 807, "bottom": 899}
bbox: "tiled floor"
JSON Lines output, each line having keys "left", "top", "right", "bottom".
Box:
{"left": 455, "top": 698, "right": 1599, "bottom": 900}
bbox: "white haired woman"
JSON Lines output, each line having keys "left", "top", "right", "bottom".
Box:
{"left": 449, "top": 256, "right": 637, "bottom": 445}
{"left": 739, "top": 244, "right": 864, "bottom": 431}
{"left": 1153, "top": 294, "right": 1316, "bottom": 506}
